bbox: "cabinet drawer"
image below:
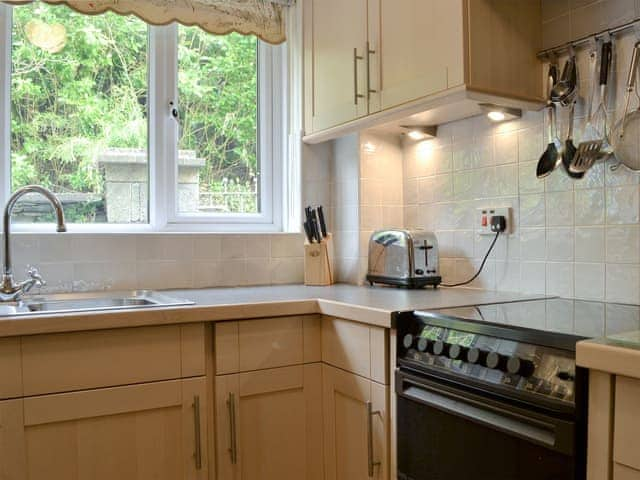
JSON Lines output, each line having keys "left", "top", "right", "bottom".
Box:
{"left": 215, "top": 315, "right": 321, "bottom": 374}
{"left": 21, "top": 323, "right": 205, "bottom": 396}
{"left": 614, "top": 376, "right": 640, "bottom": 470}
{"left": 615, "top": 463, "right": 640, "bottom": 480}
{"left": 321, "top": 317, "right": 388, "bottom": 384}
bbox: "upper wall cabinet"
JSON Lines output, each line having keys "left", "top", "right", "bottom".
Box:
{"left": 303, "top": 0, "right": 370, "bottom": 132}
{"left": 378, "top": 0, "right": 464, "bottom": 111}
{"left": 302, "top": 0, "right": 543, "bottom": 143}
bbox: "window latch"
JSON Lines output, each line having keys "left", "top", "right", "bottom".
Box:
{"left": 169, "top": 101, "right": 179, "bottom": 120}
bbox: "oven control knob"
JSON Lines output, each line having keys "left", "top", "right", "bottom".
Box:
{"left": 467, "top": 348, "right": 488, "bottom": 365}
{"left": 402, "top": 334, "right": 414, "bottom": 349}
{"left": 433, "top": 340, "right": 449, "bottom": 357}
{"left": 506, "top": 357, "right": 535, "bottom": 377}
{"left": 486, "top": 352, "right": 507, "bottom": 371}
{"left": 448, "top": 344, "right": 467, "bottom": 360}
{"left": 417, "top": 337, "right": 430, "bottom": 352}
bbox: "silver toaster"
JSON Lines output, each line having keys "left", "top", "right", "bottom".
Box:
{"left": 366, "top": 229, "right": 441, "bottom": 288}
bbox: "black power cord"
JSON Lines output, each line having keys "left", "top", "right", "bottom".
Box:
{"left": 441, "top": 231, "right": 501, "bottom": 287}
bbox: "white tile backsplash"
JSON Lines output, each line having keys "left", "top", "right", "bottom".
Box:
{"left": 546, "top": 228, "right": 574, "bottom": 262}
{"left": 520, "top": 262, "right": 547, "bottom": 294}
{"left": 606, "top": 263, "right": 640, "bottom": 303}
{"left": 521, "top": 228, "right": 546, "bottom": 261}
{"left": 574, "top": 262, "right": 605, "bottom": 300}
{"left": 546, "top": 262, "right": 575, "bottom": 298}
{"left": 606, "top": 226, "right": 640, "bottom": 263}
{"left": 575, "top": 226, "right": 605, "bottom": 262}
{"left": 606, "top": 185, "right": 640, "bottom": 224}
{"left": 402, "top": 38, "right": 640, "bottom": 304}
{"left": 9, "top": 1, "right": 640, "bottom": 301}
{"left": 575, "top": 189, "right": 605, "bottom": 225}
{"left": 9, "top": 232, "right": 304, "bottom": 293}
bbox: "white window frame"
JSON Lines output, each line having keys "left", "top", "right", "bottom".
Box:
{"left": 0, "top": 4, "right": 293, "bottom": 234}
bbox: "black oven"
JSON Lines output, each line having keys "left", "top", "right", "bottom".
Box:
{"left": 396, "top": 370, "right": 582, "bottom": 480}
{"left": 395, "top": 303, "right": 588, "bottom": 480}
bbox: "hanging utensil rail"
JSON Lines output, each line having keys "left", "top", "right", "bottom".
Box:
{"left": 538, "top": 17, "right": 640, "bottom": 59}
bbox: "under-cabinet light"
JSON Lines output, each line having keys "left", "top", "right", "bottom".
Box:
{"left": 479, "top": 103, "right": 522, "bottom": 123}
{"left": 401, "top": 125, "right": 437, "bottom": 141}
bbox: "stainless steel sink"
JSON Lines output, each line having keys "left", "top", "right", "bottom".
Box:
{"left": 0, "top": 290, "right": 194, "bottom": 316}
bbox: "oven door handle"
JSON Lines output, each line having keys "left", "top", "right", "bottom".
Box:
{"left": 400, "top": 377, "right": 574, "bottom": 456}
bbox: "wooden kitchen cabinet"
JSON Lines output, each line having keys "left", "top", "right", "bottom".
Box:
{"left": 321, "top": 316, "right": 388, "bottom": 385}
{"left": 322, "top": 363, "right": 389, "bottom": 480}
{"left": 0, "top": 377, "right": 209, "bottom": 480}
{"left": 378, "top": 0, "right": 464, "bottom": 110}
{"left": 215, "top": 363, "right": 323, "bottom": 480}
{"left": 578, "top": 343, "right": 640, "bottom": 480}
{"left": 215, "top": 315, "right": 321, "bottom": 374}
{"left": 303, "top": 0, "right": 542, "bottom": 141}
{"left": 5, "top": 323, "right": 206, "bottom": 397}
{"left": 614, "top": 376, "right": 640, "bottom": 472}
{"left": 303, "top": 0, "right": 369, "bottom": 132}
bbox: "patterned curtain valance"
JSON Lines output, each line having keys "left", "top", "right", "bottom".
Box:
{"left": 3, "top": 0, "right": 289, "bottom": 44}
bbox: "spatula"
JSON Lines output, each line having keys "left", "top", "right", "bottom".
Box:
{"left": 570, "top": 41, "right": 612, "bottom": 173}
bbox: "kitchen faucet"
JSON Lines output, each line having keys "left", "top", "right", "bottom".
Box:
{"left": 1, "top": 185, "right": 66, "bottom": 302}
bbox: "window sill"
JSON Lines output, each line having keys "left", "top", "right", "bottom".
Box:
{"left": 9, "top": 224, "right": 300, "bottom": 235}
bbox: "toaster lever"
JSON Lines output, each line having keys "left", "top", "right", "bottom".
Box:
{"left": 418, "top": 240, "right": 433, "bottom": 268}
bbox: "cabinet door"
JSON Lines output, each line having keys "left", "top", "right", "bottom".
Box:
{"left": 305, "top": 0, "right": 368, "bottom": 132}
{"left": 0, "top": 378, "right": 209, "bottom": 480}
{"left": 215, "top": 364, "right": 323, "bottom": 480}
{"left": 322, "top": 364, "right": 388, "bottom": 480}
{"left": 614, "top": 376, "right": 640, "bottom": 471}
{"left": 321, "top": 316, "right": 389, "bottom": 385}
{"left": 379, "top": 0, "right": 464, "bottom": 110}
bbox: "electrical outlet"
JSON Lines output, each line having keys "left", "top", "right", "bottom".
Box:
{"left": 476, "top": 207, "right": 512, "bottom": 235}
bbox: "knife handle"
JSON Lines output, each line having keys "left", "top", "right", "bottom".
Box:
{"left": 317, "top": 206, "right": 328, "bottom": 237}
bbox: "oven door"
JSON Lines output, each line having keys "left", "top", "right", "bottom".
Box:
{"left": 396, "top": 370, "right": 581, "bottom": 480}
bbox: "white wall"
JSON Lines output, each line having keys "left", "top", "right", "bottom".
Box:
{"left": 14, "top": 0, "right": 640, "bottom": 296}
{"left": 404, "top": 26, "right": 640, "bottom": 304}
{"left": 331, "top": 134, "right": 360, "bottom": 283}
{"left": 7, "top": 232, "right": 305, "bottom": 293}
{"left": 358, "top": 131, "right": 404, "bottom": 282}
{"left": 541, "top": 0, "right": 638, "bottom": 50}
{"left": 328, "top": 131, "right": 403, "bottom": 285}
{"left": 4, "top": 129, "right": 337, "bottom": 294}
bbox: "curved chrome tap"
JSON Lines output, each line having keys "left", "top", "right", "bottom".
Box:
{"left": 1, "top": 185, "right": 66, "bottom": 302}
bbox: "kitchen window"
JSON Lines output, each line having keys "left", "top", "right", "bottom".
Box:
{"left": 0, "top": 2, "right": 289, "bottom": 232}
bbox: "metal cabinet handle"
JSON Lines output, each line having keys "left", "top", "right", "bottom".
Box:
{"left": 193, "top": 395, "right": 202, "bottom": 470}
{"left": 353, "top": 48, "right": 365, "bottom": 105}
{"left": 366, "top": 42, "right": 377, "bottom": 98}
{"left": 227, "top": 393, "right": 238, "bottom": 464}
{"left": 367, "top": 401, "right": 381, "bottom": 477}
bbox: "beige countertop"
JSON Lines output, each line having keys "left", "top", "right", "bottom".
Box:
{"left": 0, "top": 283, "right": 544, "bottom": 337}
{"left": 577, "top": 332, "right": 640, "bottom": 380}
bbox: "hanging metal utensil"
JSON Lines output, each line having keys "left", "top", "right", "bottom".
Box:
{"left": 551, "top": 56, "right": 577, "bottom": 106}
{"left": 610, "top": 41, "right": 640, "bottom": 171}
{"left": 597, "top": 39, "right": 614, "bottom": 156}
{"left": 562, "top": 99, "right": 583, "bottom": 178}
{"left": 571, "top": 41, "right": 612, "bottom": 174}
{"left": 537, "top": 64, "right": 563, "bottom": 178}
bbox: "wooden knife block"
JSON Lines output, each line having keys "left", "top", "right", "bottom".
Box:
{"left": 304, "top": 233, "right": 334, "bottom": 286}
